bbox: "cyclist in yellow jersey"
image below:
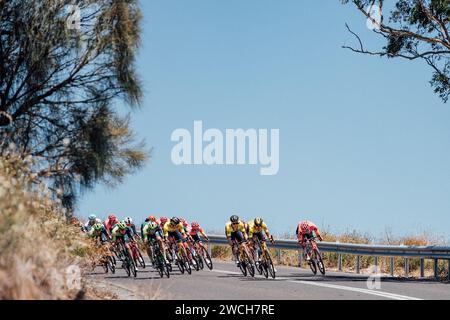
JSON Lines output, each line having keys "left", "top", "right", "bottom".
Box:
{"left": 225, "top": 215, "right": 248, "bottom": 266}
{"left": 247, "top": 217, "right": 274, "bottom": 243}
{"left": 163, "top": 217, "right": 190, "bottom": 253}
{"left": 247, "top": 217, "right": 274, "bottom": 265}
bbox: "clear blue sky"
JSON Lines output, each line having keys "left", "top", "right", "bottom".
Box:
{"left": 78, "top": 0, "right": 450, "bottom": 241}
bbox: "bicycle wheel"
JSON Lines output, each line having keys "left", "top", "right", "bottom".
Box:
{"left": 239, "top": 258, "right": 247, "bottom": 276}
{"left": 200, "top": 246, "right": 213, "bottom": 270}
{"left": 190, "top": 251, "right": 199, "bottom": 272}
{"left": 197, "top": 254, "right": 204, "bottom": 270}
{"left": 158, "top": 251, "right": 170, "bottom": 278}
{"left": 156, "top": 255, "right": 164, "bottom": 278}
{"left": 164, "top": 264, "right": 171, "bottom": 278}
{"left": 157, "top": 265, "right": 164, "bottom": 278}
{"left": 266, "top": 253, "right": 276, "bottom": 279}
{"left": 314, "top": 249, "right": 326, "bottom": 275}
{"left": 175, "top": 253, "right": 185, "bottom": 274}
{"left": 122, "top": 254, "right": 131, "bottom": 276}
{"left": 182, "top": 251, "right": 192, "bottom": 275}
{"left": 110, "top": 253, "right": 116, "bottom": 265}
{"left": 124, "top": 247, "right": 137, "bottom": 278}
{"left": 124, "top": 262, "right": 131, "bottom": 276}
{"left": 246, "top": 258, "right": 255, "bottom": 277}
{"left": 130, "top": 257, "right": 138, "bottom": 277}
{"left": 309, "top": 259, "right": 317, "bottom": 275}
{"left": 118, "top": 244, "right": 131, "bottom": 276}
{"left": 102, "top": 260, "right": 108, "bottom": 273}
{"left": 253, "top": 243, "right": 263, "bottom": 275}
{"left": 137, "top": 247, "right": 146, "bottom": 268}
{"left": 256, "top": 261, "right": 263, "bottom": 275}
{"left": 166, "top": 248, "right": 174, "bottom": 263}
{"left": 108, "top": 256, "right": 116, "bottom": 274}
{"left": 261, "top": 258, "right": 269, "bottom": 278}
{"left": 111, "top": 247, "right": 121, "bottom": 262}
{"left": 243, "top": 250, "right": 255, "bottom": 277}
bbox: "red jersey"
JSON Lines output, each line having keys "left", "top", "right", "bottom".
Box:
{"left": 188, "top": 225, "right": 204, "bottom": 236}
{"left": 104, "top": 218, "right": 119, "bottom": 233}
{"left": 296, "top": 220, "right": 320, "bottom": 242}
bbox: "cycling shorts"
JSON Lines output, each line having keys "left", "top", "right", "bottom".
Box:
{"left": 168, "top": 230, "right": 184, "bottom": 242}
{"left": 230, "top": 231, "right": 245, "bottom": 243}
{"left": 147, "top": 230, "right": 163, "bottom": 239}
{"left": 191, "top": 234, "right": 202, "bottom": 243}
{"left": 251, "top": 231, "right": 266, "bottom": 242}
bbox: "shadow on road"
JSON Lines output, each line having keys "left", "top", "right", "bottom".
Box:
{"left": 215, "top": 271, "right": 449, "bottom": 284}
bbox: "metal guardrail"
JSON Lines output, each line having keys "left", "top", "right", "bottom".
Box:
{"left": 207, "top": 235, "right": 450, "bottom": 281}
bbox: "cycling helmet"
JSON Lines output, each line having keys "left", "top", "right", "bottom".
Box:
{"left": 88, "top": 214, "right": 97, "bottom": 221}
{"left": 148, "top": 215, "right": 156, "bottom": 222}
{"left": 191, "top": 221, "right": 199, "bottom": 228}
{"left": 93, "top": 223, "right": 103, "bottom": 231}
{"left": 108, "top": 214, "right": 116, "bottom": 220}
{"left": 124, "top": 217, "right": 133, "bottom": 225}
{"left": 254, "top": 217, "right": 263, "bottom": 226}
{"left": 148, "top": 221, "right": 158, "bottom": 229}
{"left": 230, "top": 215, "right": 239, "bottom": 223}
{"left": 179, "top": 217, "right": 188, "bottom": 226}
{"left": 117, "top": 222, "right": 127, "bottom": 230}
{"left": 171, "top": 217, "right": 180, "bottom": 225}
{"left": 160, "top": 216, "right": 168, "bottom": 223}
{"left": 300, "top": 221, "right": 310, "bottom": 233}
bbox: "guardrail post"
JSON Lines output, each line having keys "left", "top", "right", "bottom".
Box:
{"left": 356, "top": 256, "right": 360, "bottom": 274}
{"left": 390, "top": 257, "right": 394, "bottom": 276}
{"left": 374, "top": 256, "right": 378, "bottom": 272}
{"left": 420, "top": 258, "right": 425, "bottom": 278}
{"left": 447, "top": 260, "right": 450, "bottom": 283}
{"left": 276, "top": 249, "right": 282, "bottom": 264}
{"left": 405, "top": 258, "right": 409, "bottom": 277}
{"left": 434, "top": 259, "right": 439, "bottom": 280}
{"left": 338, "top": 254, "right": 342, "bottom": 271}
{"left": 208, "top": 244, "right": 212, "bottom": 257}
{"left": 298, "top": 250, "right": 302, "bottom": 268}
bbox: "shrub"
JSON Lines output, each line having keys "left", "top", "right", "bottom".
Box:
{"left": 0, "top": 151, "right": 105, "bottom": 299}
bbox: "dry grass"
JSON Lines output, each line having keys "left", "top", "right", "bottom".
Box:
{"left": 0, "top": 151, "right": 110, "bottom": 299}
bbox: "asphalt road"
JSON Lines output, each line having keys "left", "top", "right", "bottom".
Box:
{"left": 88, "top": 258, "right": 450, "bottom": 300}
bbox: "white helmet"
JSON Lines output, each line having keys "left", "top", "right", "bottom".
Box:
{"left": 124, "top": 217, "right": 133, "bottom": 225}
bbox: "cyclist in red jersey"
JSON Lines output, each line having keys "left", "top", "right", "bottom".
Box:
{"left": 104, "top": 214, "right": 120, "bottom": 234}
{"left": 296, "top": 220, "right": 323, "bottom": 261}
{"left": 188, "top": 221, "right": 209, "bottom": 250}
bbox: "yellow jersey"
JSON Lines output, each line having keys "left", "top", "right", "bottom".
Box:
{"left": 225, "top": 221, "right": 246, "bottom": 237}
{"left": 247, "top": 220, "right": 269, "bottom": 237}
{"left": 163, "top": 222, "right": 185, "bottom": 237}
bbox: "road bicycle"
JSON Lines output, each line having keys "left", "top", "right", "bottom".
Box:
{"left": 101, "top": 244, "right": 116, "bottom": 274}
{"left": 187, "top": 240, "right": 203, "bottom": 271}
{"left": 129, "top": 239, "right": 146, "bottom": 269}
{"left": 190, "top": 238, "right": 213, "bottom": 270}
{"left": 167, "top": 238, "right": 192, "bottom": 275}
{"left": 117, "top": 239, "right": 137, "bottom": 277}
{"left": 149, "top": 239, "right": 170, "bottom": 278}
{"left": 252, "top": 236, "right": 276, "bottom": 279}
{"left": 303, "top": 237, "right": 326, "bottom": 275}
{"left": 233, "top": 239, "right": 255, "bottom": 277}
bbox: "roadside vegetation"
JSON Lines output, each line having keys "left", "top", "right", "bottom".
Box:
{"left": 0, "top": 151, "right": 114, "bottom": 299}
{"left": 0, "top": 0, "right": 146, "bottom": 299}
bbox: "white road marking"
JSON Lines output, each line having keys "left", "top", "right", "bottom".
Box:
{"left": 210, "top": 268, "right": 423, "bottom": 300}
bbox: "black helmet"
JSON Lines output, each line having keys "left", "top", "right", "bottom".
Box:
{"left": 254, "top": 217, "right": 263, "bottom": 226}
{"left": 230, "top": 215, "right": 239, "bottom": 223}
{"left": 171, "top": 217, "right": 180, "bottom": 225}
